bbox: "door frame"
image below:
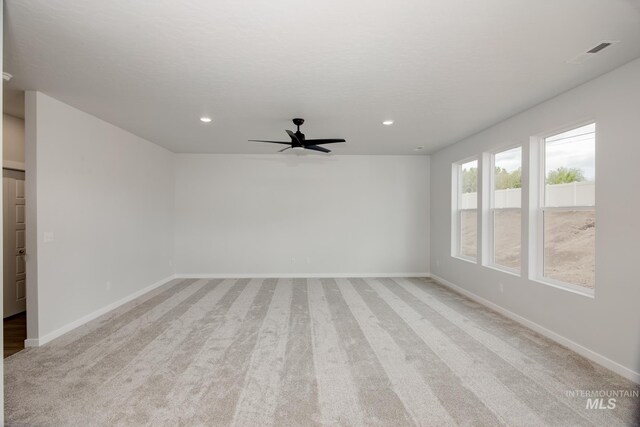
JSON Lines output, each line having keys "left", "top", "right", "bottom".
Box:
{"left": 3, "top": 168, "right": 26, "bottom": 318}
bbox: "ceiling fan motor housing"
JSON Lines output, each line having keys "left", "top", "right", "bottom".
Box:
{"left": 292, "top": 118, "right": 305, "bottom": 144}
{"left": 248, "top": 117, "right": 344, "bottom": 153}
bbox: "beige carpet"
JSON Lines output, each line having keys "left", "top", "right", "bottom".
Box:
{"left": 4, "top": 277, "right": 639, "bottom": 426}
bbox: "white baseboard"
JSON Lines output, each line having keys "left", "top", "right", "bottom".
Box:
{"left": 23, "top": 273, "right": 427, "bottom": 347}
{"left": 174, "top": 273, "right": 431, "bottom": 279}
{"left": 430, "top": 274, "right": 640, "bottom": 384}
{"left": 25, "top": 275, "right": 177, "bottom": 348}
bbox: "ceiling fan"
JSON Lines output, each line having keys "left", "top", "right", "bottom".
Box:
{"left": 249, "top": 118, "right": 345, "bottom": 153}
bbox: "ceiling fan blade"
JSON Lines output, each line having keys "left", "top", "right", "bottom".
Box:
{"left": 286, "top": 130, "right": 302, "bottom": 144}
{"left": 248, "top": 140, "right": 291, "bottom": 145}
{"left": 303, "top": 138, "right": 345, "bottom": 146}
{"left": 278, "top": 146, "right": 292, "bottom": 152}
{"left": 305, "top": 145, "right": 331, "bottom": 153}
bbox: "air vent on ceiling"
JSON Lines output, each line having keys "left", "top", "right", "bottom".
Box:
{"left": 587, "top": 42, "right": 613, "bottom": 53}
{"left": 567, "top": 40, "right": 619, "bottom": 64}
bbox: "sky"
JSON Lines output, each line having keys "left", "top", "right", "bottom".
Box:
{"left": 462, "top": 123, "right": 596, "bottom": 181}
{"left": 462, "top": 159, "right": 477, "bottom": 171}
{"left": 495, "top": 146, "right": 521, "bottom": 172}
{"left": 545, "top": 123, "right": 595, "bottom": 181}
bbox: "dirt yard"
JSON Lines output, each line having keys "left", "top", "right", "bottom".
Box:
{"left": 543, "top": 210, "right": 595, "bottom": 289}
{"left": 493, "top": 210, "right": 521, "bottom": 270}
{"left": 460, "top": 210, "right": 595, "bottom": 289}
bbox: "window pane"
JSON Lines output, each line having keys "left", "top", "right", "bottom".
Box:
{"left": 460, "top": 210, "right": 477, "bottom": 258}
{"left": 494, "top": 210, "right": 521, "bottom": 270}
{"left": 492, "top": 147, "right": 521, "bottom": 270}
{"left": 543, "top": 210, "right": 595, "bottom": 289}
{"left": 459, "top": 160, "right": 478, "bottom": 259}
{"left": 494, "top": 147, "right": 522, "bottom": 199}
{"left": 545, "top": 123, "right": 595, "bottom": 207}
{"left": 460, "top": 160, "right": 478, "bottom": 209}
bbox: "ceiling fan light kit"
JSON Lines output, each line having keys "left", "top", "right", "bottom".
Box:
{"left": 249, "top": 118, "right": 346, "bottom": 154}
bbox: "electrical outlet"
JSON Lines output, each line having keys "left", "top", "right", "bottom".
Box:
{"left": 291, "top": 257, "right": 296, "bottom": 264}
{"left": 499, "top": 282, "right": 504, "bottom": 293}
{"left": 106, "top": 281, "right": 112, "bottom": 291}
{"left": 306, "top": 257, "right": 311, "bottom": 264}
{"left": 43, "top": 232, "right": 54, "bottom": 243}
{"left": 436, "top": 259, "right": 440, "bottom": 268}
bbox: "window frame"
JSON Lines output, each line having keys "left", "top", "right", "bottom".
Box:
{"left": 452, "top": 157, "right": 479, "bottom": 263}
{"left": 532, "top": 121, "right": 596, "bottom": 297}
{"left": 487, "top": 144, "right": 522, "bottom": 275}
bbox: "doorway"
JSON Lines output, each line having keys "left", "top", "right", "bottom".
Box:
{"left": 3, "top": 170, "right": 26, "bottom": 358}
{"left": 3, "top": 92, "right": 26, "bottom": 358}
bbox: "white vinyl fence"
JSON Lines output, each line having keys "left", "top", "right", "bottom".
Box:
{"left": 461, "top": 181, "right": 595, "bottom": 209}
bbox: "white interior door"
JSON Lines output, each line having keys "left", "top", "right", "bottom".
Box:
{"left": 3, "top": 169, "right": 26, "bottom": 318}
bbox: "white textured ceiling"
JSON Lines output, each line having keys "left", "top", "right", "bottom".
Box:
{"left": 4, "top": 0, "right": 640, "bottom": 154}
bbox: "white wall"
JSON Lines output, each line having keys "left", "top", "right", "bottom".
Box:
{"left": 3, "top": 113, "right": 25, "bottom": 170}
{"left": 175, "top": 154, "right": 429, "bottom": 276}
{"left": 25, "top": 92, "right": 175, "bottom": 343}
{"left": 430, "top": 58, "right": 640, "bottom": 381}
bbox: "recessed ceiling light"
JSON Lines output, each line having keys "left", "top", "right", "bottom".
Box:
{"left": 414, "top": 146, "right": 424, "bottom": 151}
{"left": 382, "top": 120, "right": 394, "bottom": 126}
{"left": 200, "top": 117, "right": 212, "bottom": 123}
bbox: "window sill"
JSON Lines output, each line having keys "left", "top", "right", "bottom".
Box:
{"left": 484, "top": 264, "right": 521, "bottom": 278}
{"left": 530, "top": 277, "right": 595, "bottom": 299}
{"left": 452, "top": 255, "right": 477, "bottom": 265}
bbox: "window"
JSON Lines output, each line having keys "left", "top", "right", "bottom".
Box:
{"left": 455, "top": 159, "right": 478, "bottom": 260}
{"left": 490, "top": 147, "right": 522, "bottom": 271}
{"left": 540, "top": 123, "right": 596, "bottom": 291}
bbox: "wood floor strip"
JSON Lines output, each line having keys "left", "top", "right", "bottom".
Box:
{"left": 3, "top": 312, "right": 26, "bottom": 358}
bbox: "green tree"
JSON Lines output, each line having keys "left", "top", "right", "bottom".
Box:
{"left": 462, "top": 167, "right": 477, "bottom": 193}
{"left": 546, "top": 167, "right": 585, "bottom": 185}
{"left": 495, "top": 167, "right": 521, "bottom": 190}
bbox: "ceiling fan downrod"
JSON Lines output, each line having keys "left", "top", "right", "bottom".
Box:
{"left": 292, "top": 118, "right": 304, "bottom": 133}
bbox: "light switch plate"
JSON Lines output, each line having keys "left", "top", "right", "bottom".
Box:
{"left": 44, "top": 232, "right": 54, "bottom": 243}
